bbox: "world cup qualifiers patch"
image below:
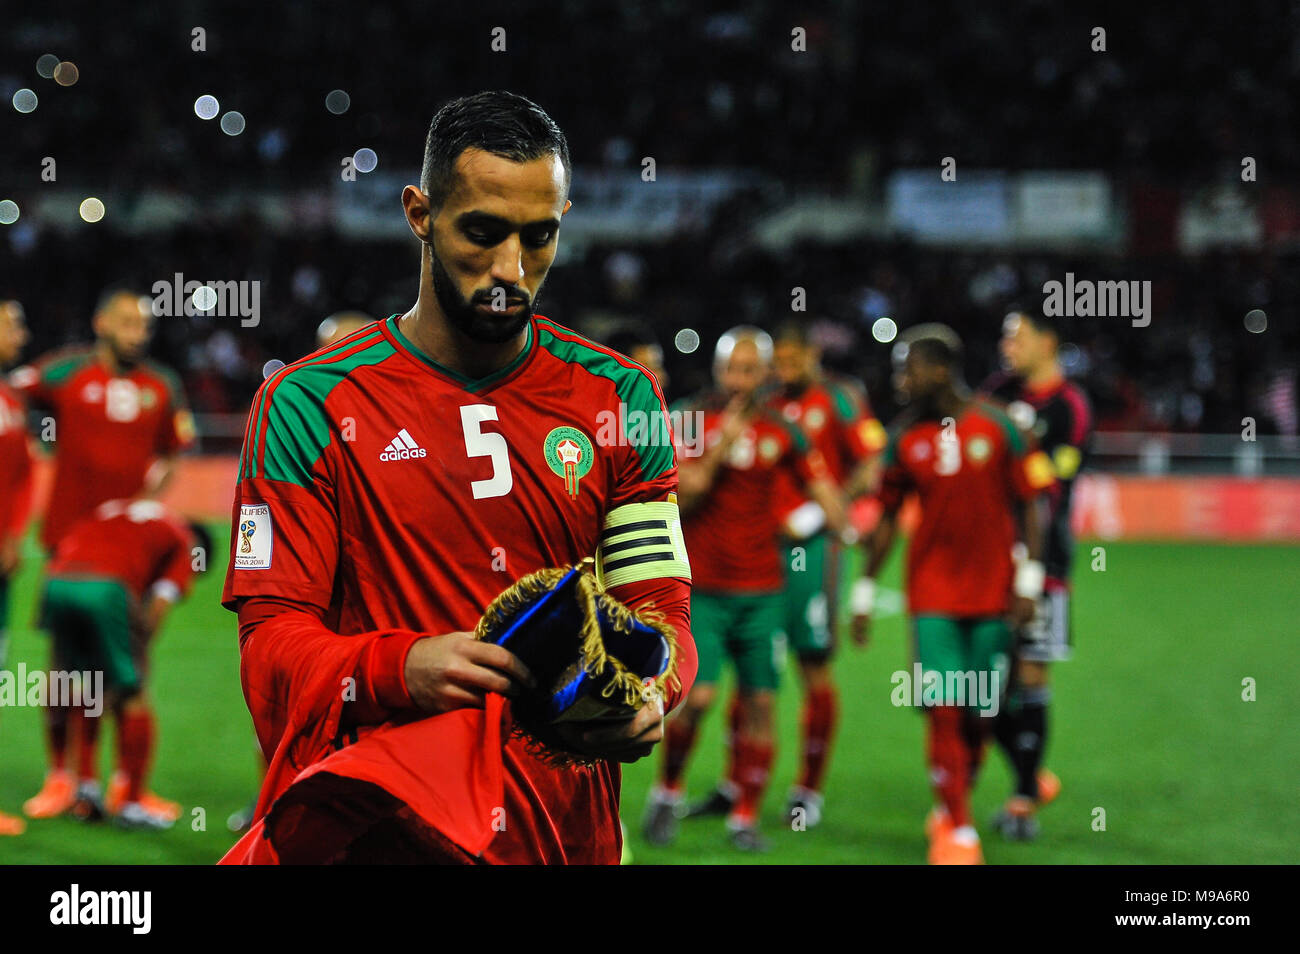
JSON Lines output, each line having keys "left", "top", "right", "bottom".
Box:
{"left": 235, "top": 503, "right": 273, "bottom": 569}
{"left": 544, "top": 425, "right": 594, "bottom": 498}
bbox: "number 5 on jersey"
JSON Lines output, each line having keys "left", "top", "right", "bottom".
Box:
{"left": 460, "top": 404, "right": 513, "bottom": 499}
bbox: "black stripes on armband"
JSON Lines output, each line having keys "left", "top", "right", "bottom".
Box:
{"left": 595, "top": 497, "right": 691, "bottom": 589}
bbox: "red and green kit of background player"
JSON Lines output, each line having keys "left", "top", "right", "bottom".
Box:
{"left": 0, "top": 301, "right": 36, "bottom": 835}
{"left": 644, "top": 326, "right": 849, "bottom": 852}
{"left": 39, "top": 500, "right": 208, "bottom": 827}
{"left": 691, "top": 322, "right": 888, "bottom": 830}
{"left": 10, "top": 289, "right": 195, "bottom": 822}
{"left": 851, "top": 325, "right": 1055, "bottom": 865}
{"left": 220, "top": 92, "right": 696, "bottom": 865}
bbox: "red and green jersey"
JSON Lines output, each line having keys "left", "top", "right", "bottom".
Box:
{"left": 0, "top": 379, "right": 34, "bottom": 543}
{"left": 223, "top": 313, "right": 692, "bottom": 864}
{"left": 674, "top": 392, "right": 827, "bottom": 593}
{"left": 878, "top": 400, "right": 1054, "bottom": 617}
{"left": 48, "top": 499, "right": 195, "bottom": 603}
{"left": 769, "top": 374, "right": 887, "bottom": 517}
{"left": 12, "top": 347, "right": 194, "bottom": 552}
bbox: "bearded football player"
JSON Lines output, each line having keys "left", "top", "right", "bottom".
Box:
{"left": 686, "top": 321, "right": 885, "bottom": 830}
{"left": 15, "top": 288, "right": 195, "bottom": 822}
{"left": 220, "top": 91, "right": 696, "bottom": 864}
{"left": 643, "top": 327, "right": 849, "bottom": 852}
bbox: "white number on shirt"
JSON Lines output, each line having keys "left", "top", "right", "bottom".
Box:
{"left": 460, "top": 404, "right": 513, "bottom": 499}
{"left": 935, "top": 433, "right": 962, "bottom": 475}
{"left": 105, "top": 379, "right": 141, "bottom": 422}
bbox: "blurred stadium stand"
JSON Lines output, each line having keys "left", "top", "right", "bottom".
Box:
{"left": 3, "top": 1, "right": 1297, "bottom": 479}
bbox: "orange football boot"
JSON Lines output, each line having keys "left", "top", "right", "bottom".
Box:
{"left": 1037, "top": 768, "right": 1061, "bottom": 806}
{"left": 106, "top": 772, "right": 181, "bottom": 822}
{"left": 0, "top": 810, "right": 25, "bottom": 836}
{"left": 928, "top": 827, "right": 984, "bottom": 865}
{"left": 23, "top": 769, "right": 75, "bottom": 819}
{"left": 925, "top": 806, "right": 954, "bottom": 841}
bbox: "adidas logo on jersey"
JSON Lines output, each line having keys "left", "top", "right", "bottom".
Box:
{"left": 380, "top": 428, "right": 427, "bottom": 461}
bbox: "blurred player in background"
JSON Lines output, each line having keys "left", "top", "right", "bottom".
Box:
{"left": 688, "top": 320, "right": 886, "bottom": 828}
{"left": 0, "top": 301, "right": 35, "bottom": 836}
{"left": 14, "top": 287, "right": 195, "bottom": 820}
{"left": 316, "top": 311, "right": 376, "bottom": 349}
{"left": 644, "top": 326, "right": 848, "bottom": 851}
{"left": 605, "top": 326, "right": 669, "bottom": 394}
{"left": 38, "top": 499, "right": 211, "bottom": 828}
{"left": 981, "top": 310, "right": 1092, "bottom": 839}
{"left": 852, "top": 325, "right": 1053, "bottom": 864}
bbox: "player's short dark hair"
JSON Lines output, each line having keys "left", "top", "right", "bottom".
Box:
{"left": 605, "top": 325, "right": 659, "bottom": 358}
{"left": 95, "top": 285, "right": 144, "bottom": 317}
{"left": 420, "top": 91, "right": 571, "bottom": 208}
{"left": 1006, "top": 306, "right": 1064, "bottom": 344}
{"left": 187, "top": 520, "right": 215, "bottom": 575}
{"left": 773, "top": 319, "right": 812, "bottom": 346}
{"left": 899, "top": 323, "right": 964, "bottom": 372}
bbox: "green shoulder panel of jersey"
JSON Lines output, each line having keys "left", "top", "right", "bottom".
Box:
{"left": 826, "top": 375, "right": 867, "bottom": 424}
{"left": 536, "top": 318, "right": 674, "bottom": 482}
{"left": 243, "top": 328, "right": 394, "bottom": 486}
{"left": 974, "top": 398, "right": 1026, "bottom": 456}
{"left": 881, "top": 426, "right": 904, "bottom": 467}
{"left": 36, "top": 346, "right": 97, "bottom": 388}
{"left": 763, "top": 406, "right": 810, "bottom": 454}
{"left": 140, "top": 359, "right": 189, "bottom": 410}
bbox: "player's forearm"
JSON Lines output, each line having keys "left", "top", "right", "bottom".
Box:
{"left": 143, "top": 456, "right": 177, "bottom": 497}
{"left": 236, "top": 597, "right": 425, "bottom": 738}
{"left": 1022, "top": 494, "right": 1047, "bottom": 563}
{"left": 863, "top": 509, "right": 899, "bottom": 580}
{"left": 844, "top": 456, "right": 883, "bottom": 499}
{"left": 4, "top": 444, "right": 36, "bottom": 540}
{"left": 807, "top": 477, "right": 849, "bottom": 536}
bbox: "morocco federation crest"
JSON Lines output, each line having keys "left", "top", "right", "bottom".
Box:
{"left": 544, "top": 426, "right": 595, "bottom": 498}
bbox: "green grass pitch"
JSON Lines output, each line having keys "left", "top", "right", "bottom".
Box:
{"left": 1, "top": 529, "right": 1296, "bottom": 864}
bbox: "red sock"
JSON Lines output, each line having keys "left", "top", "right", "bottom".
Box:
{"left": 798, "top": 683, "right": 838, "bottom": 792}
{"left": 47, "top": 703, "right": 73, "bottom": 771}
{"left": 661, "top": 718, "right": 697, "bottom": 792}
{"left": 723, "top": 695, "right": 743, "bottom": 786}
{"left": 961, "top": 708, "right": 988, "bottom": 785}
{"left": 77, "top": 709, "right": 102, "bottom": 782}
{"left": 731, "top": 735, "right": 775, "bottom": 824}
{"left": 927, "top": 706, "right": 972, "bottom": 828}
{"left": 117, "top": 708, "right": 155, "bottom": 803}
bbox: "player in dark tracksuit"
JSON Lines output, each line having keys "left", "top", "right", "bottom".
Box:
{"left": 981, "top": 310, "right": 1093, "bottom": 840}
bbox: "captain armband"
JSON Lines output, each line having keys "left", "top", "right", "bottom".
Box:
{"left": 595, "top": 495, "right": 692, "bottom": 589}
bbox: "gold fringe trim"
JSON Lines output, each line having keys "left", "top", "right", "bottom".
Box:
{"left": 474, "top": 562, "right": 681, "bottom": 768}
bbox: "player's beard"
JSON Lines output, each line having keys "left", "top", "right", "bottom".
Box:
{"left": 429, "top": 247, "right": 535, "bottom": 345}
{"left": 109, "top": 340, "right": 143, "bottom": 370}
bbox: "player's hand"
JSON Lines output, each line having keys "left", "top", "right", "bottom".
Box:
{"left": 552, "top": 696, "right": 666, "bottom": 763}
{"left": 0, "top": 536, "right": 19, "bottom": 577}
{"left": 1009, "top": 595, "right": 1036, "bottom": 628}
{"left": 403, "top": 632, "right": 536, "bottom": 714}
{"left": 850, "top": 612, "right": 872, "bottom": 647}
{"left": 719, "top": 394, "right": 751, "bottom": 445}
